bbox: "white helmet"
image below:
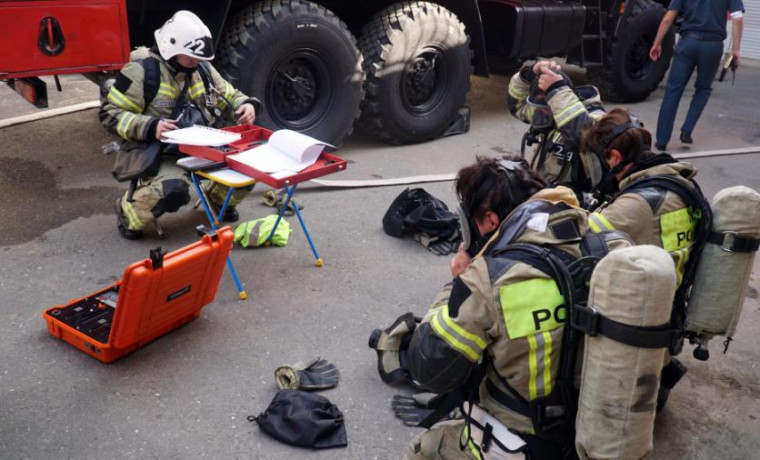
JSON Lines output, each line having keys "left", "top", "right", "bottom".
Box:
{"left": 154, "top": 10, "right": 214, "bottom": 61}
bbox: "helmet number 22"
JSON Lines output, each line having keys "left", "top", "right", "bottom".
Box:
{"left": 185, "top": 39, "right": 206, "bottom": 54}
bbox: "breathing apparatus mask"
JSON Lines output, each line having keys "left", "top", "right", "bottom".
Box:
{"left": 586, "top": 117, "right": 648, "bottom": 197}
{"left": 457, "top": 159, "right": 532, "bottom": 257}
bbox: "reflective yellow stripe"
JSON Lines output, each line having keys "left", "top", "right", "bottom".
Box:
{"left": 462, "top": 425, "right": 484, "bottom": 460}
{"left": 588, "top": 213, "right": 615, "bottom": 233}
{"left": 542, "top": 331, "right": 553, "bottom": 396}
{"left": 108, "top": 88, "right": 142, "bottom": 112}
{"left": 116, "top": 112, "right": 137, "bottom": 139}
{"left": 158, "top": 83, "right": 177, "bottom": 98}
{"left": 500, "top": 278, "right": 565, "bottom": 339}
{"left": 554, "top": 101, "right": 585, "bottom": 128}
{"left": 123, "top": 200, "right": 145, "bottom": 231}
{"left": 224, "top": 81, "right": 234, "bottom": 99}
{"left": 430, "top": 305, "right": 485, "bottom": 362}
{"left": 509, "top": 84, "right": 528, "bottom": 99}
{"left": 528, "top": 334, "right": 538, "bottom": 399}
{"left": 189, "top": 81, "right": 206, "bottom": 98}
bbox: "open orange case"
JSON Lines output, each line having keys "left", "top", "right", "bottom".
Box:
{"left": 42, "top": 226, "right": 234, "bottom": 363}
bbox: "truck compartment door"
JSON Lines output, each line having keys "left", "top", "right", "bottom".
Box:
{"left": 0, "top": 0, "right": 130, "bottom": 79}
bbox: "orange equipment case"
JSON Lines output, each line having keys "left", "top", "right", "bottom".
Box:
{"left": 42, "top": 226, "right": 234, "bottom": 363}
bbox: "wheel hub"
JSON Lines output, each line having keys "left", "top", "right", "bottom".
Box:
{"left": 402, "top": 48, "right": 444, "bottom": 112}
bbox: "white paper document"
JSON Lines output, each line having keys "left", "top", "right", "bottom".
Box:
{"left": 228, "top": 129, "right": 332, "bottom": 174}
{"left": 161, "top": 125, "right": 242, "bottom": 146}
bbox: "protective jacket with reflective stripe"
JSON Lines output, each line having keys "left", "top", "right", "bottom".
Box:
{"left": 99, "top": 47, "right": 255, "bottom": 142}
{"left": 406, "top": 186, "right": 589, "bottom": 434}
{"left": 590, "top": 161, "right": 699, "bottom": 286}
{"left": 506, "top": 69, "right": 606, "bottom": 194}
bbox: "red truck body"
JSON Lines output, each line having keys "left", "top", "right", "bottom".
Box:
{"left": 0, "top": 0, "right": 130, "bottom": 80}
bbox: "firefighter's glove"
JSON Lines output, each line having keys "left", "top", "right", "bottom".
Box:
{"left": 275, "top": 357, "right": 340, "bottom": 391}
{"left": 417, "top": 233, "right": 460, "bottom": 256}
{"left": 368, "top": 312, "right": 418, "bottom": 385}
{"left": 391, "top": 393, "right": 461, "bottom": 427}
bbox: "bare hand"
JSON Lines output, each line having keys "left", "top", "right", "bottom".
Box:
{"left": 537, "top": 69, "right": 563, "bottom": 91}
{"left": 732, "top": 50, "right": 741, "bottom": 68}
{"left": 450, "top": 244, "right": 472, "bottom": 278}
{"left": 649, "top": 44, "right": 662, "bottom": 61}
{"left": 156, "top": 119, "right": 178, "bottom": 140}
{"left": 235, "top": 103, "right": 256, "bottom": 125}
{"left": 532, "top": 60, "right": 561, "bottom": 76}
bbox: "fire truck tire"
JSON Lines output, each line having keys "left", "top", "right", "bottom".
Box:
{"left": 589, "top": 0, "right": 674, "bottom": 103}
{"left": 217, "top": 0, "right": 363, "bottom": 146}
{"left": 357, "top": 2, "right": 472, "bottom": 145}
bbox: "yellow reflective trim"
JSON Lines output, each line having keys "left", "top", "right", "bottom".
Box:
{"left": 108, "top": 88, "right": 141, "bottom": 112}
{"left": 542, "top": 331, "right": 553, "bottom": 396}
{"left": 528, "top": 334, "right": 538, "bottom": 400}
{"left": 189, "top": 81, "right": 206, "bottom": 98}
{"left": 157, "top": 89, "right": 176, "bottom": 98}
{"left": 660, "top": 207, "right": 697, "bottom": 252}
{"left": 123, "top": 200, "right": 144, "bottom": 231}
{"left": 588, "top": 213, "right": 615, "bottom": 233}
{"left": 555, "top": 102, "right": 585, "bottom": 127}
{"left": 159, "top": 83, "right": 177, "bottom": 96}
{"left": 430, "top": 306, "right": 485, "bottom": 362}
{"left": 509, "top": 84, "right": 528, "bottom": 99}
{"left": 500, "top": 278, "right": 566, "bottom": 339}
{"left": 116, "top": 112, "right": 136, "bottom": 139}
{"left": 224, "top": 81, "right": 234, "bottom": 99}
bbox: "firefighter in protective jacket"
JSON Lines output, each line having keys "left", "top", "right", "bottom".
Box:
{"left": 402, "top": 156, "right": 589, "bottom": 458}
{"left": 581, "top": 108, "right": 705, "bottom": 411}
{"left": 100, "top": 10, "right": 261, "bottom": 239}
{"left": 507, "top": 61, "right": 606, "bottom": 207}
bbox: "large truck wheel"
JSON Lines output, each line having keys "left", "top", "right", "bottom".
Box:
{"left": 589, "top": 0, "right": 674, "bottom": 103}
{"left": 217, "top": 0, "right": 363, "bottom": 146}
{"left": 357, "top": 2, "right": 472, "bottom": 145}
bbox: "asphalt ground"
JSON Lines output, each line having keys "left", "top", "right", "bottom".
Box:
{"left": 1, "top": 65, "right": 760, "bottom": 459}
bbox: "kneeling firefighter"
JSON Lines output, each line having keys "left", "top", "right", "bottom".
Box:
{"left": 371, "top": 155, "right": 639, "bottom": 458}
{"left": 100, "top": 10, "right": 262, "bottom": 239}
{"left": 507, "top": 61, "right": 607, "bottom": 207}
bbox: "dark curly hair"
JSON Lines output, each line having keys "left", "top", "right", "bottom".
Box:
{"left": 581, "top": 108, "right": 654, "bottom": 163}
{"left": 456, "top": 155, "right": 547, "bottom": 221}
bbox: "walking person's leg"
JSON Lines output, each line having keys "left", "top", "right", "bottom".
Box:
{"left": 680, "top": 41, "right": 724, "bottom": 141}
{"left": 656, "top": 39, "right": 698, "bottom": 148}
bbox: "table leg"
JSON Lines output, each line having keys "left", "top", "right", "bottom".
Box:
{"left": 190, "top": 172, "right": 248, "bottom": 300}
{"left": 266, "top": 185, "right": 323, "bottom": 267}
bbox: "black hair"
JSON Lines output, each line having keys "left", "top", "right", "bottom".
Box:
{"left": 456, "top": 155, "right": 547, "bottom": 221}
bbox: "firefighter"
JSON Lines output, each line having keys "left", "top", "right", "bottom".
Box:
{"left": 581, "top": 108, "right": 707, "bottom": 411}
{"left": 507, "top": 60, "right": 607, "bottom": 207}
{"left": 395, "top": 156, "right": 590, "bottom": 458}
{"left": 100, "top": 10, "right": 261, "bottom": 239}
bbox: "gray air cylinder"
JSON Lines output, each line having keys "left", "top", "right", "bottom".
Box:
{"left": 685, "top": 186, "right": 760, "bottom": 348}
{"left": 576, "top": 245, "right": 676, "bottom": 460}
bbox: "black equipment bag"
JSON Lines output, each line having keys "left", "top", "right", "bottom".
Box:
{"left": 248, "top": 389, "right": 347, "bottom": 449}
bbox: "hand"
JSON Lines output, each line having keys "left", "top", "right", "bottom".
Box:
{"left": 155, "top": 119, "right": 178, "bottom": 140}
{"left": 235, "top": 103, "right": 256, "bottom": 125}
{"left": 450, "top": 244, "right": 472, "bottom": 278}
{"left": 649, "top": 44, "right": 662, "bottom": 62}
{"left": 732, "top": 50, "right": 741, "bottom": 68}
{"left": 537, "top": 68, "right": 563, "bottom": 91}
{"left": 532, "top": 60, "right": 561, "bottom": 76}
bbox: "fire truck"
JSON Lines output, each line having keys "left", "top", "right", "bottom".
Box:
{"left": 0, "top": 0, "right": 674, "bottom": 145}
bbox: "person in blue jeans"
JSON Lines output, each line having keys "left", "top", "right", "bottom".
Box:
{"left": 649, "top": 0, "right": 744, "bottom": 151}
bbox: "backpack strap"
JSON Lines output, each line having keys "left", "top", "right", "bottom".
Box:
{"left": 139, "top": 56, "right": 161, "bottom": 110}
